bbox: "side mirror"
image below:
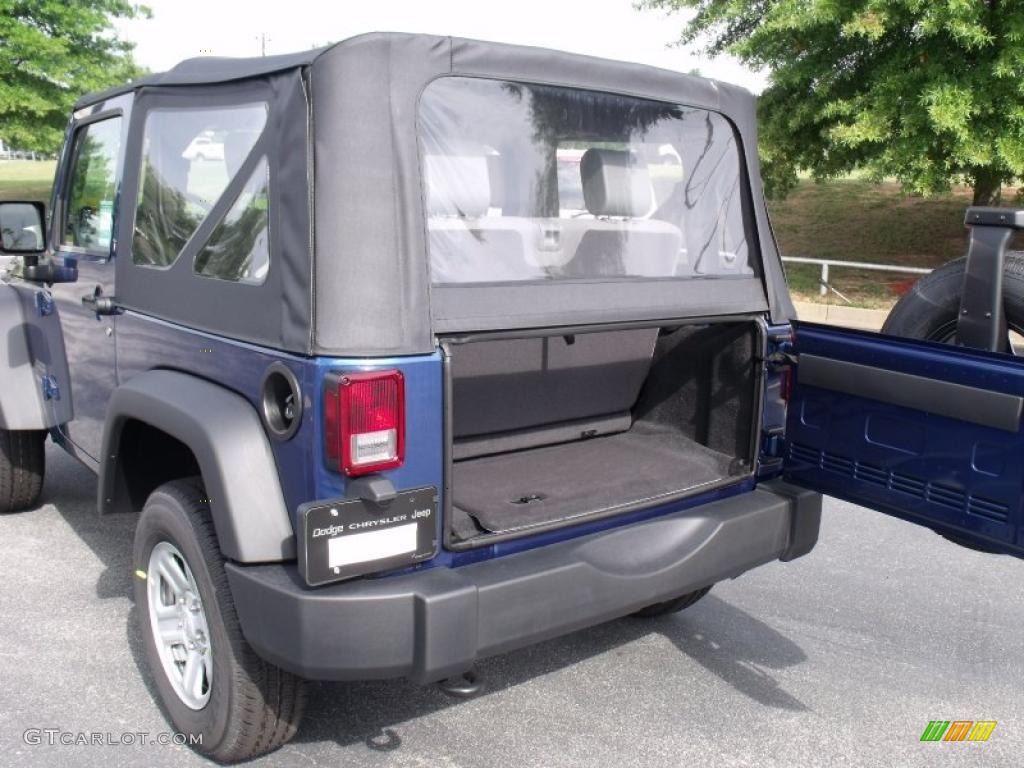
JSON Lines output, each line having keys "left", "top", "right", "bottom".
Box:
{"left": 0, "top": 201, "right": 78, "bottom": 284}
{"left": 0, "top": 201, "right": 46, "bottom": 254}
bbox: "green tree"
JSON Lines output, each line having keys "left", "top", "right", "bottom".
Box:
{"left": 640, "top": 0, "right": 1024, "bottom": 204}
{"left": 0, "top": 1, "right": 149, "bottom": 153}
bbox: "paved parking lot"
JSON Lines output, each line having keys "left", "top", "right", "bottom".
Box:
{"left": 0, "top": 444, "right": 1021, "bottom": 767}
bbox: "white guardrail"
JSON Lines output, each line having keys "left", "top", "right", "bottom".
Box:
{"left": 781, "top": 256, "right": 931, "bottom": 299}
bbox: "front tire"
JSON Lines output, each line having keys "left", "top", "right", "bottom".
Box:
{"left": 133, "top": 478, "right": 306, "bottom": 762}
{"left": 0, "top": 428, "right": 46, "bottom": 513}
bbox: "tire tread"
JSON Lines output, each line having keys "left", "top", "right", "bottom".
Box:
{"left": 139, "top": 478, "right": 306, "bottom": 762}
{"left": 0, "top": 429, "right": 45, "bottom": 514}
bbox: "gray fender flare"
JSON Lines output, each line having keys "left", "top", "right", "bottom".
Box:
{"left": 99, "top": 369, "right": 296, "bottom": 562}
{"left": 0, "top": 282, "right": 70, "bottom": 430}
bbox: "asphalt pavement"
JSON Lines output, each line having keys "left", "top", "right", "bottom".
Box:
{"left": 0, "top": 444, "right": 1021, "bottom": 767}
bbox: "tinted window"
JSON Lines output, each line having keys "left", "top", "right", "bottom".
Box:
{"left": 419, "top": 78, "right": 752, "bottom": 284}
{"left": 62, "top": 117, "right": 122, "bottom": 254}
{"left": 132, "top": 104, "right": 266, "bottom": 268}
{"left": 194, "top": 157, "right": 270, "bottom": 284}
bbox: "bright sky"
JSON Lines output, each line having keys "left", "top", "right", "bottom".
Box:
{"left": 114, "top": 0, "right": 767, "bottom": 93}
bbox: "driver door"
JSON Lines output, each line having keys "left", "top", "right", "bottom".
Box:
{"left": 49, "top": 104, "right": 129, "bottom": 463}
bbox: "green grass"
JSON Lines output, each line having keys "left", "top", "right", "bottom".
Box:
{"left": 0, "top": 159, "right": 56, "bottom": 204}
{"left": 767, "top": 178, "right": 1024, "bottom": 308}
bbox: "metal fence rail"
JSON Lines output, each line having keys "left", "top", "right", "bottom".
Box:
{"left": 781, "top": 256, "right": 932, "bottom": 297}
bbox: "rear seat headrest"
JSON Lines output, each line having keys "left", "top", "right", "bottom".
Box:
{"left": 425, "top": 154, "right": 491, "bottom": 218}
{"left": 580, "top": 149, "right": 652, "bottom": 218}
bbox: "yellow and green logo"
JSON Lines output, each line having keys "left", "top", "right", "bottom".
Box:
{"left": 920, "top": 720, "right": 997, "bottom": 742}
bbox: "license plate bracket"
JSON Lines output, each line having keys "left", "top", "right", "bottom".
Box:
{"left": 298, "top": 486, "right": 438, "bottom": 587}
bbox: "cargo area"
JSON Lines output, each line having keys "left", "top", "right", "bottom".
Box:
{"left": 445, "top": 321, "right": 762, "bottom": 546}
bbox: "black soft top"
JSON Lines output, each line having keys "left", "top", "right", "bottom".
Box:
{"left": 80, "top": 33, "right": 793, "bottom": 357}
{"left": 75, "top": 48, "right": 327, "bottom": 108}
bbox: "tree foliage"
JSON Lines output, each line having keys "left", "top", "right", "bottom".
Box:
{"left": 640, "top": 0, "right": 1024, "bottom": 203}
{"left": 0, "top": 0, "right": 149, "bottom": 152}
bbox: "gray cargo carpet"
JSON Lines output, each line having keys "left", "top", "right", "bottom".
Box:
{"left": 451, "top": 422, "right": 737, "bottom": 536}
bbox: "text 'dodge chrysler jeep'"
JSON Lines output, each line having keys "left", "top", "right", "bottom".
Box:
{"left": 1, "top": 33, "right": 1022, "bottom": 762}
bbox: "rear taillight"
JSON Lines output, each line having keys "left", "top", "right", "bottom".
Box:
{"left": 779, "top": 367, "right": 793, "bottom": 402}
{"left": 324, "top": 370, "right": 405, "bottom": 476}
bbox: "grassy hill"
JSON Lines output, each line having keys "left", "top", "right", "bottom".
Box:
{"left": 764, "top": 179, "right": 1023, "bottom": 307}
{"left": 0, "top": 160, "right": 56, "bottom": 204}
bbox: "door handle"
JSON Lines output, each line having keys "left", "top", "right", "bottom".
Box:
{"left": 81, "top": 286, "right": 120, "bottom": 316}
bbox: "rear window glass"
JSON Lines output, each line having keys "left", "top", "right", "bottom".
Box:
{"left": 419, "top": 77, "right": 753, "bottom": 284}
{"left": 132, "top": 103, "right": 267, "bottom": 268}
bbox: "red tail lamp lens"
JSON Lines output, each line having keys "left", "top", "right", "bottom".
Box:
{"left": 324, "top": 370, "right": 405, "bottom": 476}
{"left": 779, "top": 367, "right": 793, "bottom": 402}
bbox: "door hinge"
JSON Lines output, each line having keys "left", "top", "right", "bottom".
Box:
{"left": 41, "top": 375, "right": 60, "bottom": 401}
{"left": 761, "top": 428, "right": 786, "bottom": 457}
{"left": 766, "top": 344, "right": 798, "bottom": 368}
{"left": 34, "top": 290, "right": 54, "bottom": 317}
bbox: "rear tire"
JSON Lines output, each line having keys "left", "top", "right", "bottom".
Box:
{"left": 0, "top": 429, "right": 46, "bottom": 513}
{"left": 632, "top": 585, "right": 712, "bottom": 618}
{"left": 133, "top": 478, "right": 306, "bottom": 762}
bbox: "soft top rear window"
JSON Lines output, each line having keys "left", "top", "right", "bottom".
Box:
{"left": 419, "top": 77, "right": 754, "bottom": 285}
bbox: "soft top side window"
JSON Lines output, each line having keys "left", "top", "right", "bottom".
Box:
{"left": 132, "top": 103, "right": 267, "bottom": 269}
{"left": 193, "top": 157, "right": 270, "bottom": 285}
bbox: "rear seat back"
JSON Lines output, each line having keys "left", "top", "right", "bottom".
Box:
{"left": 425, "top": 152, "right": 544, "bottom": 283}
{"left": 428, "top": 220, "right": 542, "bottom": 283}
{"left": 425, "top": 147, "right": 684, "bottom": 282}
{"left": 558, "top": 219, "right": 684, "bottom": 277}
{"left": 449, "top": 328, "right": 660, "bottom": 452}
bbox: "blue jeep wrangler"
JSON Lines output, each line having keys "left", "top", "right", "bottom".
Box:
{"left": 1, "top": 33, "right": 1022, "bottom": 762}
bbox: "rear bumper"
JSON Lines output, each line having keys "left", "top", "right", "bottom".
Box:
{"left": 226, "top": 480, "right": 821, "bottom": 683}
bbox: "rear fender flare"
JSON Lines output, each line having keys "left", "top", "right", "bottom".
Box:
{"left": 99, "top": 369, "right": 296, "bottom": 562}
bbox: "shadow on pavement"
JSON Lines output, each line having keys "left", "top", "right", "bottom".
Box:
{"left": 295, "top": 593, "right": 807, "bottom": 750}
{"left": 42, "top": 444, "right": 809, "bottom": 755}
{"left": 653, "top": 595, "right": 809, "bottom": 711}
{"left": 44, "top": 443, "right": 135, "bottom": 601}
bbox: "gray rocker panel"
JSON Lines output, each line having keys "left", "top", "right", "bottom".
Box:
{"left": 98, "top": 369, "right": 296, "bottom": 562}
